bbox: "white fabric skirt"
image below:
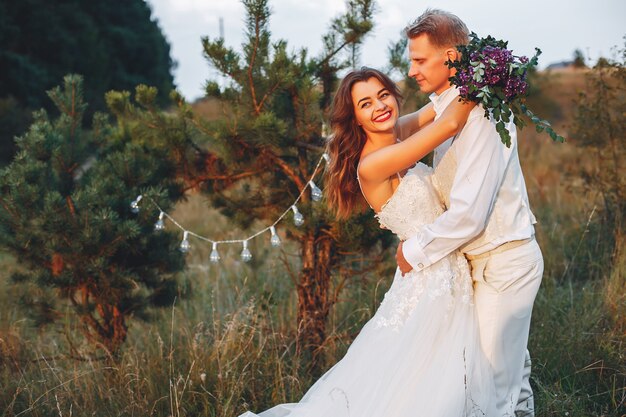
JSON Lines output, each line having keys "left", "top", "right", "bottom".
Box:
{"left": 240, "top": 255, "right": 496, "bottom": 417}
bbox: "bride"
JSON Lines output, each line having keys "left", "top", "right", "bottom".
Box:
{"left": 239, "top": 67, "right": 496, "bottom": 416}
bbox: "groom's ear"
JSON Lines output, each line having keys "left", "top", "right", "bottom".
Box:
{"left": 444, "top": 48, "right": 459, "bottom": 63}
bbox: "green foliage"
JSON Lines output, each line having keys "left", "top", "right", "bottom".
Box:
{"left": 0, "top": 75, "right": 185, "bottom": 353}
{"left": 0, "top": 0, "right": 175, "bottom": 165}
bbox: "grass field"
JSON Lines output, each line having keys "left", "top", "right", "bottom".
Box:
{"left": 0, "top": 68, "right": 624, "bottom": 416}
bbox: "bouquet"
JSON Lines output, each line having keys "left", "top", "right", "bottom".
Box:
{"left": 446, "top": 32, "right": 565, "bottom": 147}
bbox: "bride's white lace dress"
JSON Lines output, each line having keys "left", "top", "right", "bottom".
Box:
{"left": 240, "top": 163, "right": 496, "bottom": 417}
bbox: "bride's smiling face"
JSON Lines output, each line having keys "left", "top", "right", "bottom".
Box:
{"left": 351, "top": 77, "right": 399, "bottom": 136}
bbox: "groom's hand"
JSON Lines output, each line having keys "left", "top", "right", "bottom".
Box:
{"left": 396, "top": 242, "right": 414, "bottom": 276}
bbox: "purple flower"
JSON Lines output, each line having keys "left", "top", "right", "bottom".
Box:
{"left": 446, "top": 32, "right": 561, "bottom": 146}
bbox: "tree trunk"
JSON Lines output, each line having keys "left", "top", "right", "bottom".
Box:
{"left": 77, "top": 293, "right": 128, "bottom": 355}
{"left": 296, "top": 230, "right": 334, "bottom": 368}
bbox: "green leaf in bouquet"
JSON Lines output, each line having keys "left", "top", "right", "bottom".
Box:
{"left": 495, "top": 120, "right": 512, "bottom": 147}
{"left": 501, "top": 105, "right": 511, "bottom": 122}
{"left": 548, "top": 129, "right": 557, "bottom": 141}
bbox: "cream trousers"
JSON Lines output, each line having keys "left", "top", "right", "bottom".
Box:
{"left": 469, "top": 238, "right": 543, "bottom": 417}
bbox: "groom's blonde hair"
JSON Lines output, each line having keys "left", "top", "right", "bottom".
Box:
{"left": 404, "top": 9, "right": 469, "bottom": 49}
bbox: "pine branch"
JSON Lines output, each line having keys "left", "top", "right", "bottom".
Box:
{"left": 317, "top": 39, "right": 354, "bottom": 69}
{"left": 260, "top": 148, "right": 305, "bottom": 191}
{"left": 65, "top": 196, "right": 76, "bottom": 216}
{"left": 294, "top": 141, "right": 324, "bottom": 152}
{"left": 256, "top": 79, "right": 282, "bottom": 113}
{"left": 0, "top": 197, "right": 20, "bottom": 222}
{"left": 248, "top": 14, "right": 262, "bottom": 114}
{"left": 182, "top": 170, "right": 262, "bottom": 192}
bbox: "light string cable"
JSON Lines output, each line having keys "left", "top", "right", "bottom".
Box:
{"left": 130, "top": 152, "right": 330, "bottom": 262}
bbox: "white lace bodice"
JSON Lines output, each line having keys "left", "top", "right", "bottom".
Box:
{"left": 375, "top": 163, "right": 444, "bottom": 239}
{"left": 371, "top": 162, "right": 473, "bottom": 332}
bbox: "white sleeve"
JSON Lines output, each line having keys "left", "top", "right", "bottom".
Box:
{"left": 402, "top": 113, "right": 509, "bottom": 271}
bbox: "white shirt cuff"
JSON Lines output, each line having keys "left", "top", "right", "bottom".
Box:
{"left": 402, "top": 237, "right": 430, "bottom": 272}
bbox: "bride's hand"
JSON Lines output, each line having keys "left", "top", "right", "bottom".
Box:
{"left": 396, "top": 242, "right": 414, "bottom": 276}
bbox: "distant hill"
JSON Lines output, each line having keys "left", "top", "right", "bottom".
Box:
{"left": 546, "top": 61, "right": 575, "bottom": 70}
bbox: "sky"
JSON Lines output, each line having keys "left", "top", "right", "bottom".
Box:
{"left": 146, "top": 0, "right": 625, "bottom": 102}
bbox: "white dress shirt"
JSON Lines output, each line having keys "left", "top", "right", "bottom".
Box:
{"left": 402, "top": 87, "right": 537, "bottom": 272}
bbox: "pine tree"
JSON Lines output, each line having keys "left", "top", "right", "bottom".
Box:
{"left": 186, "top": 0, "right": 392, "bottom": 365}
{"left": 0, "top": 75, "right": 186, "bottom": 354}
{"left": 0, "top": 0, "right": 175, "bottom": 165}
{"left": 572, "top": 48, "right": 587, "bottom": 68}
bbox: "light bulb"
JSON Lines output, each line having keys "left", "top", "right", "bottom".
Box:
{"left": 210, "top": 242, "right": 220, "bottom": 263}
{"left": 270, "top": 226, "right": 281, "bottom": 247}
{"left": 154, "top": 212, "right": 165, "bottom": 231}
{"left": 310, "top": 180, "right": 323, "bottom": 202}
{"left": 130, "top": 195, "right": 142, "bottom": 214}
{"left": 240, "top": 240, "right": 252, "bottom": 262}
{"left": 179, "top": 231, "right": 191, "bottom": 253}
{"left": 291, "top": 205, "right": 304, "bottom": 227}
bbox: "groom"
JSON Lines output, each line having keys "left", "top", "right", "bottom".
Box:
{"left": 395, "top": 9, "right": 543, "bottom": 417}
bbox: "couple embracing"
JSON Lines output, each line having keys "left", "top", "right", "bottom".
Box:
{"left": 241, "top": 9, "right": 543, "bottom": 417}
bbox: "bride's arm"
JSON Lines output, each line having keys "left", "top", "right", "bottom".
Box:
{"left": 395, "top": 102, "right": 436, "bottom": 141}
{"left": 359, "top": 100, "right": 475, "bottom": 181}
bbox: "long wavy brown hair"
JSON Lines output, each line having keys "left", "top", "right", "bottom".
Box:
{"left": 324, "top": 67, "right": 402, "bottom": 219}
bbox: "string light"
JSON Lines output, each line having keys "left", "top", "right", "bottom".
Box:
{"left": 130, "top": 153, "right": 329, "bottom": 261}
{"left": 240, "top": 240, "right": 252, "bottom": 262}
{"left": 154, "top": 212, "right": 165, "bottom": 231}
{"left": 179, "top": 231, "right": 191, "bottom": 253}
{"left": 270, "top": 226, "right": 281, "bottom": 247}
{"left": 210, "top": 242, "right": 220, "bottom": 263}
{"left": 309, "top": 180, "right": 323, "bottom": 202}
{"left": 291, "top": 205, "right": 304, "bottom": 227}
{"left": 130, "top": 195, "right": 142, "bottom": 213}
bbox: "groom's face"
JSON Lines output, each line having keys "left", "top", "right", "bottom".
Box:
{"left": 407, "top": 34, "right": 454, "bottom": 95}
